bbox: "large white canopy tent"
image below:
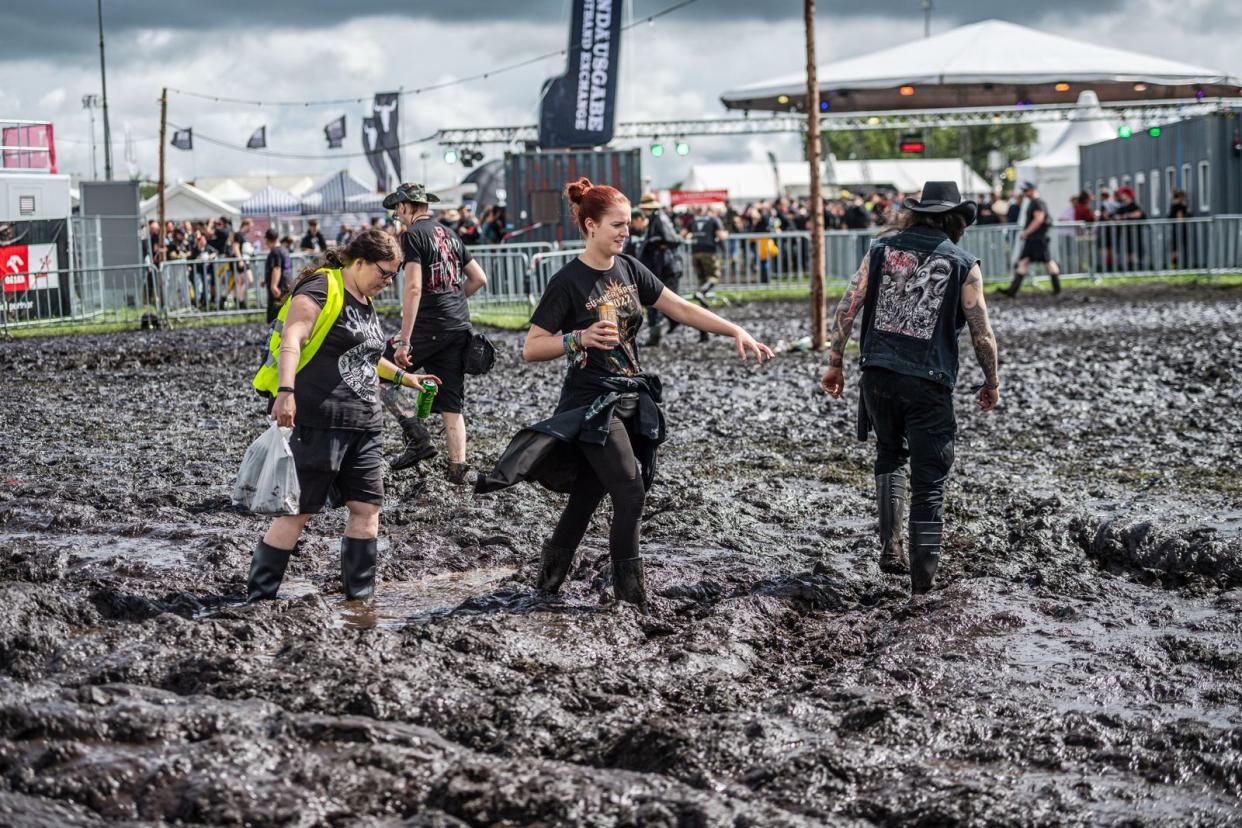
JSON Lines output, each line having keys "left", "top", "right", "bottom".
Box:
{"left": 140, "top": 183, "right": 239, "bottom": 222}
{"left": 721, "top": 19, "right": 1241, "bottom": 114}
{"left": 1015, "top": 91, "right": 1119, "bottom": 218}
{"left": 683, "top": 158, "right": 989, "bottom": 203}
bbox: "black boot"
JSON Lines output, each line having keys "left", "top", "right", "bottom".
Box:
{"left": 876, "top": 472, "right": 909, "bottom": 575}
{"left": 909, "top": 520, "right": 942, "bottom": 595}
{"left": 390, "top": 416, "right": 437, "bottom": 471}
{"left": 341, "top": 537, "right": 377, "bottom": 600}
{"left": 1049, "top": 271, "right": 1062, "bottom": 294}
{"left": 999, "top": 271, "right": 1024, "bottom": 297}
{"left": 535, "top": 541, "right": 576, "bottom": 594}
{"left": 612, "top": 557, "right": 650, "bottom": 614}
{"left": 247, "top": 540, "right": 293, "bottom": 601}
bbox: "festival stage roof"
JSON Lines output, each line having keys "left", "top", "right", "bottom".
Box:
{"left": 721, "top": 19, "right": 1241, "bottom": 114}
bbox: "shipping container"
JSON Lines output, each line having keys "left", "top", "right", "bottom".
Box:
{"left": 1079, "top": 111, "right": 1242, "bottom": 217}
{"left": 504, "top": 149, "right": 642, "bottom": 245}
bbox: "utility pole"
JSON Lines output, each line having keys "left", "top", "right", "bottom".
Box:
{"left": 158, "top": 88, "right": 167, "bottom": 264}
{"left": 82, "top": 94, "right": 100, "bottom": 180}
{"left": 922, "top": 0, "right": 932, "bottom": 38}
{"left": 97, "top": 0, "right": 113, "bottom": 180}
{"left": 805, "top": 0, "right": 826, "bottom": 349}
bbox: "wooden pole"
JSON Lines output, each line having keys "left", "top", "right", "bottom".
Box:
{"left": 805, "top": 0, "right": 827, "bottom": 349}
{"left": 158, "top": 87, "right": 168, "bottom": 264}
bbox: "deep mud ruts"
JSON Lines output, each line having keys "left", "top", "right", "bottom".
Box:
{"left": 1, "top": 282, "right": 1241, "bottom": 826}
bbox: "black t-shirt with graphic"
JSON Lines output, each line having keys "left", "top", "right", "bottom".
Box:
{"left": 401, "top": 217, "right": 475, "bottom": 333}
{"left": 291, "top": 272, "right": 385, "bottom": 431}
{"left": 1025, "top": 197, "right": 1051, "bottom": 239}
{"left": 689, "top": 214, "right": 724, "bottom": 254}
{"left": 530, "top": 254, "right": 666, "bottom": 405}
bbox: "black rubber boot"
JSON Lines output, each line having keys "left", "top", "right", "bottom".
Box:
{"left": 1000, "top": 271, "right": 1024, "bottom": 297}
{"left": 909, "top": 520, "right": 943, "bottom": 596}
{"left": 390, "top": 416, "right": 437, "bottom": 471}
{"left": 1049, "top": 271, "right": 1062, "bottom": 294}
{"left": 535, "top": 541, "right": 576, "bottom": 594}
{"left": 612, "top": 557, "right": 650, "bottom": 614}
{"left": 341, "top": 537, "right": 377, "bottom": 600}
{"left": 876, "top": 472, "right": 910, "bottom": 575}
{"left": 247, "top": 540, "right": 293, "bottom": 601}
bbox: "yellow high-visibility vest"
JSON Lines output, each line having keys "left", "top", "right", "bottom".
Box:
{"left": 252, "top": 268, "right": 345, "bottom": 395}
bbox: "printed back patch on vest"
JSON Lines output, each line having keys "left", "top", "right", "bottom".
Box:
{"left": 874, "top": 247, "right": 953, "bottom": 340}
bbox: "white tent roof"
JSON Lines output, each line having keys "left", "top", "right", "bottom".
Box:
{"left": 722, "top": 19, "right": 1240, "bottom": 113}
{"left": 684, "top": 158, "right": 989, "bottom": 202}
{"left": 140, "top": 182, "right": 240, "bottom": 221}
{"left": 195, "top": 174, "right": 319, "bottom": 202}
{"left": 199, "top": 178, "right": 252, "bottom": 204}
{"left": 1018, "top": 91, "right": 1118, "bottom": 170}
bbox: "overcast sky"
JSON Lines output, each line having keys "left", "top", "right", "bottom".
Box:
{"left": 5, "top": 0, "right": 1239, "bottom": 191}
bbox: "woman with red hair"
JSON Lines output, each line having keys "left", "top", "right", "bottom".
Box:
{"left": 476, "top": 178, "right": 772, "bottom": 612}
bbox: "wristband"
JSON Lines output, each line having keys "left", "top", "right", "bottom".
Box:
{"left": 393, "top": 369, "right": 406, "bottom": 387}
{"left": 973, "top": 381, "right": 1000, "bottom": 392}
{"left": 277, "top": 386, "right": 294, "bottom": 394}
{"left": 391, "top": 337, "right": 409, "bottom": 348}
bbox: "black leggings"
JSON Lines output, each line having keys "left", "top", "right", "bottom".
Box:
{"left": 548, "top": 416, "right": 646, "bottom": 562}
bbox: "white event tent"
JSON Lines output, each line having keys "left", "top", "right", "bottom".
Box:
{"left": 140, "top": 182, "right": 240, "bottom": 222}
{"left": 1015, "top": 91, "right": 1119, "bottom": 217}
{"left": 683, "top": 158, "right": 989, "bottom": 203}
{"left": 721, "top": 19, "right": 1240, "bottom": 113}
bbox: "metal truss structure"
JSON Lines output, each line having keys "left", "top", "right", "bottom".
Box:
{"left": 433, "top": 97, "right": 1240, "bottom": 146}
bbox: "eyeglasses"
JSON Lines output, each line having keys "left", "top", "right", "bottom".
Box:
{"left": 373, "top": 261, "right": 399, "bottom": 281}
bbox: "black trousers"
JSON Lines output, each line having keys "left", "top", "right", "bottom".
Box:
{"left": 548, "top": 414, "right": 646, "bottom": 562}
{"left": 861, "top": 369, "right": 956, "bottom": 522}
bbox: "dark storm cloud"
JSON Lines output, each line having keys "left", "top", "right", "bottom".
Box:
{"left": 9, "top": 0, "right": 1137, "bottom": 63}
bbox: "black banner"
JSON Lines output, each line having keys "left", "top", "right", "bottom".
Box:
{"left": 372, "top": 92, "right": 401, "bottom": 181}
{"left": 361, "top": 116, "right": 389, "bottom": 194}
{"left": 538, "top": 0, "right": 623, "bottom": 150}
{"left": 170, "top": 128, "right": 193, "bottom": 151}
{"left": 323, "top": 115, "right": 346, "bottom": 149}
{"left": 246, "top": 126, "right": 266, "bottom": 149}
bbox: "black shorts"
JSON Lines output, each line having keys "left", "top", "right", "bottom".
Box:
{"left": 395, "top": 329, "right": 470, "bottom": 415}
{"left": 289, "top": 426, "right": 384, "bottom": 514}
{"left": 1020, "top": 236, "right": 1052, "bottom": 263}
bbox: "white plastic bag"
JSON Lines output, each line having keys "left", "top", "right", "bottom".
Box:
{"left": 231, "top": 421, "right": 300, "bottom": 516}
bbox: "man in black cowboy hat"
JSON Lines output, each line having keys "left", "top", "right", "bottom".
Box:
{"left": 820, "top": 181, "right": 1001, "bottom": 595}
{"left": 382, "top": 182, "right": 489, "bottom": 483}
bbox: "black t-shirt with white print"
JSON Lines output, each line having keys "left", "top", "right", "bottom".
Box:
{"left": 400, "top": 216, "right": 475, "bottom": 333}
{"left": 291, "top": 272, "right": 385, "bottom": 431}
{"left": 530, "top": 254, "right": 666, "bottom": 405}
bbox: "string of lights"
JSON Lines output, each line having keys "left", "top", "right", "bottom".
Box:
{"left": 165, "top": 0, "right": 700, "bottom": 109}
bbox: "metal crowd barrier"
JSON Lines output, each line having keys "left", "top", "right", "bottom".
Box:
{"left": 1, "top": 262, "right": 161, "bottom": 333}
{"left": 5, "top": 219, "right": 1240, "bottom": 335}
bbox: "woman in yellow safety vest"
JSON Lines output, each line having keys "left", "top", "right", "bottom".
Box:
{"left": 247, "top": 229, "right": 439, "bottom": 602}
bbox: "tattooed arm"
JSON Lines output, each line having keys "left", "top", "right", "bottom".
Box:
{"left": 820, "top": 254, "right": 870, "bottom": 398}
{"left": 961, "top": 263, "right": 1000, "bottom": 411}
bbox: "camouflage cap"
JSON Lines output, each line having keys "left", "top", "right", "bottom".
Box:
{"left": 382, "top": 182, "right": 441, "bottom": 209}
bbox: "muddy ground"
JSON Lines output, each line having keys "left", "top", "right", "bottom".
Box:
{"left": 1, "top": 282, "right": 1240, "bottom": 827}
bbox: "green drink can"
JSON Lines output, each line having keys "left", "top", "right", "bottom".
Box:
{"left": 415, "top": 380, "right": 438, "bottom": 419}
